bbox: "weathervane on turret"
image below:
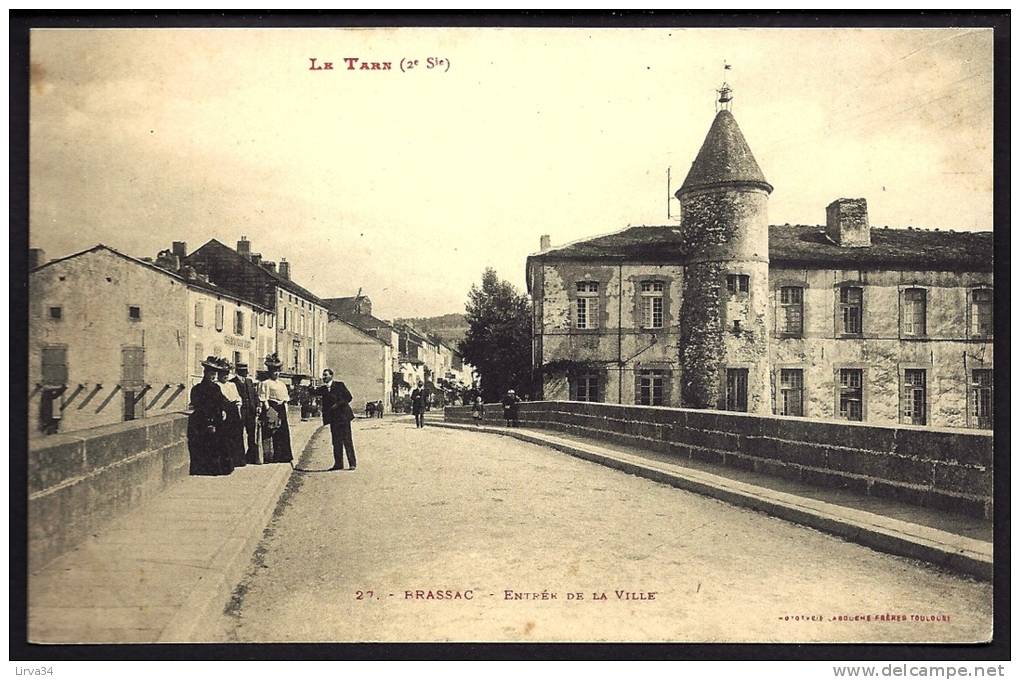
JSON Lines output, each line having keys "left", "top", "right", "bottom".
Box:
{"left": 716, "top": 61, "right": 733, "bottom": 112}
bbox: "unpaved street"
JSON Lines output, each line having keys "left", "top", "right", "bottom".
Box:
{"left": 214, "top": 417, "right": 992, "bottom": 643}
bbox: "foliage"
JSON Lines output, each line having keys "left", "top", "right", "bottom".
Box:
{"left": 539, "top": 358, "right": 606, "bottom": 376}
{"left": 458, "top": 268, "right": 533, "bottom": 403}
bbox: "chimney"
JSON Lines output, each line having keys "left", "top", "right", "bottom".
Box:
{"left": 279, "top": 258, "right": 290, "bottom": 280}
{"left": 263, "top": 260, "right": 277, "bottom": 274}
{"left": 539, "top": 235, "right": 551, "bottom": 252}
{"left": 237, "top": 236, "right": 251, "bottom": 259}
{"left": 29, "top": 248, "right": 46, "bottom": 270}
{"left": 172, "top": 241, "right": 187, "bottom": 259}
{"left": 250, "top": 252, "right": 262, "bottom": 266}
{"left": 826, "top": 198, "right": 871, "bottom": 248}
{"left": 155, "top": 249, "right": 180, "bottom": 271}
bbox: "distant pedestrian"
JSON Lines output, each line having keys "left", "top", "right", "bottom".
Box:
{"left": 258, "top": 354, "right": 293, "bottom": 464}
{"left": 411, "top": 381, "right": 427, "bottom": 428}
{"left": 502, "top": 389, "right": 521, "bottom": 427}
{"left": 187, "top": 357, "right": 233, "bottom": 476}
{"left": 217, "top": 359, "right": 247, "bottom": 468}
{"left": 471, "top": 396, "right": 485, "bottom": 426}
{"left": 375, "top": 400, "right": 384, "bottom": 418}
{"left": 232, "top": 361, "right": 261, "bottom": 464}
{"left": 314, "top": 368, "right": 357, "bottom": 471}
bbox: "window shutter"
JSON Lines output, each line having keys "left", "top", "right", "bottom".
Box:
{"left": 661, "top": 370, "right": 672, "bottom": 406}
{"left": 634, "top": 371, "right": 642, "bottom": 405}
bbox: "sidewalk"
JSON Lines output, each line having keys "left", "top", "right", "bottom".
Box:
{"left": 432, "top": 421, "right": 993, "bottom": 581}
{"left": 28, "top": 410, "right": 324, "bottom": 643}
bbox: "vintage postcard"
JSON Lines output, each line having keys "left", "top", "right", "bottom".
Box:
{"left": 19, "top": 20, "right": 1001, "bottom": 653}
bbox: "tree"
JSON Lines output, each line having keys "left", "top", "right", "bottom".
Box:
{"left": 458, "top": 268, "right": 533, "bottom": 403}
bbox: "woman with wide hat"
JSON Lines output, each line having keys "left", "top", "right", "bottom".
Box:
{"left": 215, "top": 358, "right": 247, "bottom": 469}
{"left": 258, "top": 353, "right": 293, "bottom": 464}
{"left": 188, "top": 356, "right": 234, "bottom": 476}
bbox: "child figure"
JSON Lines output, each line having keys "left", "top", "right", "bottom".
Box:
{"left": 471, "top": 396, "right": 485, "bottom": 426}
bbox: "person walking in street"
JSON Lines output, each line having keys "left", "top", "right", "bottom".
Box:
{"left": 232, "top": 361, "right": 261, "bottom": 464}
{"left": 502, "top": 389, "right": 521, "bottom": 427}
{"left": 187, "top": 356, "right": 233, "bottom": 476}
{"left": 471, "top": 396, "right": 485, "bottom": 426}
{"left": 258, "top": 353, "right": 293, "bottom": 465}
{"left": 217, "top": 359, "right": 247, "bottom": 468}
{"left": 314, "top": 368, "right": 357, "bottom": 471}
{"left": 410, "top": 381, "right": 427, "bottom": 428}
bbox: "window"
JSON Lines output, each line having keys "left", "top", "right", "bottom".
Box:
{"left": 259, "top": 311, "right": 266, "bottom": 327}
{"left": 215, "top": 303, "right": 224, "bottom": 332}
{"left": 48, "top": 306, "right": 62, "bottom": 321}
{"left": 902, "top": 289, "right": 927, "bottom": 337}
{"left": 250, "top": 311, "right": 257, "bottom": 339}
{"left": 234, "top": 309, "right": 244, "bottom": 335}
{"left": 128, "top": 305, "right": 142, "bottom": 321}
{"left": 308, "top": 348, "right": 314, "bottom": 371}
{"left": 571, "top": 373, "right": 600, "bottom": 402}
{"left": 637, "top": 370, "right": 665, "bottom": 406}
{"left": 121, "top": 347, "right": 145, "bottom": 384}
{"left": 779, "top": 287, "right": 803, "bottom": 335}
{"left": 233, "top": 351, "right": 242, "bottom": 369}
{"left": 902, "top": 369, "right": 927, "bottom": 425}
{"left": 971, "top": 289, "right": 992, "bottom": 336}
{"left": 640, "top": 281, "right": 665, "bottom": 329}
{"left": 839, "top": 287, "right": 863, "bottom": 335}
{"left": 268, "top": 313, "right": 274, "bottom": 329}
{"left": 725, "top": 368, "right": 748, "bottom": 412}
{"left": 576, "top": 281, "right": 600, "bottom": 329}
{"left": 778, "top": 369, "right": 803, "bottom": 416}
{"left": 279, "top": 290, "right": 284, "bottom": 299}
{"left": 292, "top": 347, "right": 300, "bottom": 370}
{"left": 194, "top": 343, "right": 204, "bottom": 372}
{"left": 726, "top": 274, "right": 750, "bottom": 298}
{"left": 971, "top": 369, "right": 993, "bottom": 429}
{"left": 838, "top": 368, "right": 864, "bottom": 421}
{"left": 194, "top": 301, "right": 204, "bottom": 327}
{"left": 283, "top": 308, "right": 289, "bottom": 331}
{"left": 41, "top": 346, "right": 68, "bottom": 385}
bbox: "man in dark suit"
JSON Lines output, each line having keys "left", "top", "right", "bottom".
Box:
{"left": 314, "top": 368, "right": 356, "bottom": 471}
{"left": 232, "top": 362, "right": 261, "bottom": 464}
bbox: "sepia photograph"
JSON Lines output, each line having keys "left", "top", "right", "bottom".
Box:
{"left": 12, "top": 13, "right": 1007, "bottom": 658}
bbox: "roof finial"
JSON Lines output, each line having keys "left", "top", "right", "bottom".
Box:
{"left": 717, "top": 60, "right": 733, "bottom": 112}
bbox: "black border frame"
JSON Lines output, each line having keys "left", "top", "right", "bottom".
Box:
{"left": 9, "top": 9, "right": 1010, "bottom": 662}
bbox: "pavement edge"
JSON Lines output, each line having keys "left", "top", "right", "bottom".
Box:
{"left": 432, "top": 422, "right": 992, "bottom": 582}
{"left": 156, "top": 424, "right": 327, "bottom": 642}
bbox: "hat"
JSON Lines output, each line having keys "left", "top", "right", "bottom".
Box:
{"left": 264, "top": 353, "right": 283, "bottom": 370}
{"left": 200, "top": 355, "right": 221, "bottom": 370}
{"left": 215, "top": 357, "right": 232, "bottom": 372}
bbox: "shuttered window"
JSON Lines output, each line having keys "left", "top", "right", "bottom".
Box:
{"left": 121, "top": 347, "right": 145, "bottom": 384}
{"left": 41, "top": 346, "right": 68, "bottom": 385}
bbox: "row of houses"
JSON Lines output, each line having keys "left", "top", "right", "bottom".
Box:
{"left": 28, "top": 237, "right": 473, "bottom": 436}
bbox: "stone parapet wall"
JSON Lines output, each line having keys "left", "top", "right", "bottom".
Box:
{"left": 445, "top": 401, "right": 992, "bottom": 519}
{"left": 28, "top": 413, "right": 191, "bottom": 572}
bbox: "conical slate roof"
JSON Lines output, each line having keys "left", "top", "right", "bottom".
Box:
{"left": 677, "top": 109, "right": 772, "bottom": 195}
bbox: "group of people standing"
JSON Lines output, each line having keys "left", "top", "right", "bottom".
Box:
{"left": 188, "top": 353, "right": 294, "bottom": 476}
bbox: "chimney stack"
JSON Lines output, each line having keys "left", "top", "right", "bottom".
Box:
{"left": 29, "top": 248, "right": 46, "bottom": 270}
{"left": 237, "top": 236, "right": 251, "bottom": 259}
{"left": 539, "top": 235, "right": 551, "bottom": 252}
{"left": 826, "top": 198, "right": 871, "bottom": 248}
{"left": 263, "top": 261, "right": 277, "bottom": 274}
{"left": 279, "top": 258, "right": 291, "bottom": 280}
{"left": 172, "top": 241, "right": 187, "bottom": 259}
{"left": 250, "top": 252, "right": 262, "bottom": 266}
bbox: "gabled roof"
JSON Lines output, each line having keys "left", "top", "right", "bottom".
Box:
{"left": 30, "top": 244, "right": 272, "bottom": 310}
{"left": 326, "top": 315, "right": 387, "bottom": 345}
{"left": 322, "top": 296, "right": 364, "bottom": 316}
{"left": 527, "top": 225, "right": 993, "bottom": 271}
{"left": 188, "top": 239, "right": 325, "bottom": 305}
{"left": 322, "top": 296, "right": 393, "bottom": 333}
{"left": 678, "top": 110, "right": 772, "bottom": 195}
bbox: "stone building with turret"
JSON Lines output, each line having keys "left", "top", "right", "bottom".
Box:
{"left": 526, "top": 94, "right": 994, "bottom": 430}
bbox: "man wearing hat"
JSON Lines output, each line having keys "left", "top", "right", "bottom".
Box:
{"left": 501, "top": 389, "right": 521, "bottom": 428}
{"left": 232, "top": 360, "right": 261, "bottom": 464}
{"left": 314, "top": 368, "right": 357, "bottom": 470}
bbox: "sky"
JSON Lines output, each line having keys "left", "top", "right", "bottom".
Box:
{"left": 29, "top": 27, "right": 994, "bottom": 318}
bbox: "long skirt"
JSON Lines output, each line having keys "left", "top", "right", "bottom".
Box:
{"left": 188, "top": 418, "right": 234, "bottom": 476}
{"left": 222, "top": 408, "right": 247, "bottom": 468}
{"left": 262, "top": 401, "right": 293, "bottom": 463}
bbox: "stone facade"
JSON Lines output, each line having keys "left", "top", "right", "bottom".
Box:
{"left": 323, "top": 317, "right": 393, "bottom": 410}
{"left": 526, "top": 109, "right": 994, "bottom": 430}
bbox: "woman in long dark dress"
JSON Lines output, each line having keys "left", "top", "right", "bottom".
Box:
{"left": 216, "top": 360, "right": 247, "bottom": 468}
{"left": 188, "top": 357, "right": 234, "bottom": 476}
{"left": 258, "top": 354, "right": 293, "bottom": 464}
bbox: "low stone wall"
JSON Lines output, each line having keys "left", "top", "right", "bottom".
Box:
{"left": 445, "top": 401, "right": 993, "bottom": 519}
{"left": 28, "top": 414, "right": 191, "bottom": 572}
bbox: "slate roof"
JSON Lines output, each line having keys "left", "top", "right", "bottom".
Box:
{"left": 188, "top": 239, "right": 325, "bottom": 305}
{"left": 31, "top": 244, "right": 273, "bottom": 311}
{"left": 528, "top": 225, "right": 993, "bottom": 271}
{"left": 323, "top": 297, "right": 393, "bottom": 333}
{"left": 678, "top": 110, "right": 772, "bottom": 195}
